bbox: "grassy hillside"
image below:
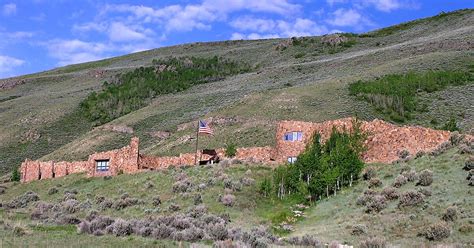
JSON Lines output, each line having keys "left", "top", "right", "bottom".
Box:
{"left": 0, "top": 144, "right": 472, "bottom": 246}
{"left": 0, "top": 9, "right": 473, "bottom": 175}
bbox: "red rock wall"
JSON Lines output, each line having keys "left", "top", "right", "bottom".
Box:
{"left": 236, "top": 146, "right": 273, "bottom": 163}
{"left": 273, "top": 118, "right": 451, "bottom": 164}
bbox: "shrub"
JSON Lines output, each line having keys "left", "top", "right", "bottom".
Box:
{"left": 11, "top": 168, "right": 20, "bottom": 182}
{"left": 464, "top": 156, "right": 474, "bottom": 170}
{"left": 286, "top": 234, "right": 322, "bottom": 247}
{"left": 366, "top": 195, "right": 387, "bottom": 213}
{"left": 221, "top": 194, "right": 235, "bottom": 207}
{"left": 172, "top": 180, "right": 193, "bottom": 193}
{"left": 224, "top": 179, "right": 242, "bottom": 192}
{"left": 111, "top": 219, "right": 132, "bottom": 236}
{"left": 240, "top": 177, "right": 255, "bottom": 186}
{"left": 351, "top": 224, "right": 368, "bottom": 235}
{"left": 381, "top": 186, "right": 399, "bottom": 200}
{"left": 169, "top": 203, "right": 180, "bottom": 212}
{"left": 362, "top": 166, "right": 376, "bottom": 180}
{"left": 225, "top": 143, "right": 237, "bottom": 158}
{"left": 417, "top": 187, "right": 432, "bottom": 197}
{"left": 356, "top": 189, "right": 377, "bottom": 206}
{"left": 422, "top": 222, "right": 450, "bottom": 241}
{"left": 62, "top": 199, "right": 80, "bottom": 214}
{"left": 90, "top": 215, "right": 114, "bottom": 233}
{"left": 430, "top": 141, "right": 451, "bottom": 156}
{"left": 368, "top": 177, "right": 382, "bottom": 188}
{"left": 398, "top": 150, "right": 410, "bottom": 159}
{"left": 392, "top": 175, "right": 407, "bottom": 188}
{"left": 459, "top": 224, "right": 473, "bottom": 233}
{"left": 258, "top": 178, "right": 272, "bottom": 197}
{"left": 47, "top": 187, "right": 58, "bottom": 195}
{"left": 152, "top": 196, "right": 162, "bottom": 207}
{"left": 417, "top": 169, "right": 433, "bottom": 186}
{"left": 145, "top": 181, "right": 154, "bottom": 189}
{"left": 152, "top": 224, "right": 175, "bottom": 239}
{"left": 194, "top": 194, "right": 203, "bottom": 205}
{"left": 207, "top": 223, "right": 229, "bottom": 241}
{"left": 442, "top": 117, "right": 459, "bottom": 132}
{"left": 399, "top": 190, "right": 424, "bottom": 207}
{"left": 359, "top": 236, "right": 386, "bottom": 248}
{"left": 99, "top": 199, "right": 113, "bottom": 210}
{"left": 450, "top": 131, "right": 465, "bottom": 145}
{"left": 77, "top": 221, "right": 91, "bottom": 234}
{"left": 63, "top": 192, "right": 77, "bottom": 201}
{"left": 459, "top": 143, "right": 473, "bottom": 155}
{"left": 402, "top": 169, "right": 418, "bottom": 182}
{"left": 6, "top": 191, "right": 39, "bottom": 208}
{"left": 442, "top": 206, "right": 458, "bottom": 222}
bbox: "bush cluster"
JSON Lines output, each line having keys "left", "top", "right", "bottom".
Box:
{"left": 381, "top": 186, "right": 399, "bottom": 200}
{"left": 366, "top": 195, "right": 387, "bottom": 213}
{"left": 5, "top": 191, "right": 39, "bottom": 209}
{"left": 416, "top": 169, "right": 433, "bottom": 186}
{"left": 267, "top": 120, "right": 366, "bottom": 200}
{"left": 368, "top": 177, "right": 382, "bottom": 188}
{"left": 398, "top": 190, "right": 424, "bottom": 207}
{"left": 422, "top": 222, "right": 450, "bottom": 241}
{"left": 77, "top": 206, "right": 281, "bottom": 246}
{"left": 220, "top": 194, "right": 235, "bottom": 207}
{"left": 351, "top": 224, "right": 368, "bottom": 236}
{"left": 80, "top": 56, "right": 251, "bottom": 125}
{"left": 359, "top": 236, "right": 387, "bottom": 248}
{"left": 392, "top": 175, "right": 407, "bottom": 188}
{"left": 362, "top": 166, "right": 376, "bottom": 180}
{"left": 348, "top": 70, "right": 473, "bottom": 122}
{"left": 442, "top": 206, "right": 458, "bottom": 222}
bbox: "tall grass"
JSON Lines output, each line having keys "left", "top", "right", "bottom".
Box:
{"left": 80, "top": 56, "right": 251, "bottom": 125}
{"left": 349, "top": 70, "right": 473, "bottom": 122}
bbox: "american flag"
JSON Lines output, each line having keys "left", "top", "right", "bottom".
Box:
{"left": 198, "top": 120, "right": 213, "bottom": 135}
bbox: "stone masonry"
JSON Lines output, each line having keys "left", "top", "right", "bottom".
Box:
{"left": 20, "top": 118, "right": 456, "bottom": 183}
{"left": 273, "top": 117, "right": 451, "bottom": 164}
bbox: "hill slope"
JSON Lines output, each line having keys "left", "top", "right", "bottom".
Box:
{"left": 0, "top": 9, "right": 473, "bottom": 174}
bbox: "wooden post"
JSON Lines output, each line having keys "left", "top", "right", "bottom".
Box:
{"left": 326, "top": 185, "right": 329, "bottom": 198}
{"left": 194, "top": 121, "right": 200, "bottom": 166}
{"left": 334, "top": 184, "right": 337, "bottom": 196}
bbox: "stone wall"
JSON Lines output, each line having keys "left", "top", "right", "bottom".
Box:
{"left": 86, "top": 137, "right": 140, "bottom": 177}
{"left": 236, "top": 146, "right": 274, "bottom": 163}
{"left": 19, "top": 117, "right": 456, "bottom": 183}
{"left": 273, "top": 117, "right": 451, "bottom": 164}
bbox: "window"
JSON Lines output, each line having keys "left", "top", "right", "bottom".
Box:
{"left": 283, "top": 131, "right": 303, "bottom": 141}
{"left": 287, "top": 157, "right": 297, "bottom": 164}
{"left": 96, "top": 160, "right": 110, "bottom": 172}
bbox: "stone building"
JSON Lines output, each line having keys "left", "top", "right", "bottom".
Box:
{"left": 20, "top": 117, "right": 454, "bottom": 183}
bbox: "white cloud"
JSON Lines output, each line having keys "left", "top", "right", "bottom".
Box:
{"left": 0, "top": 55, "right": 24, "bottom": 77}
{"left": 44, "top": 39, "right": 109, "bottom": 66}
{"left": 326, "top": 8, "right": 374, "bottom": 28}
{"left": 7, "top": 31, "right": 34, "bottom": 39}
{"left": 108, "top": 22, "right": 151, "bottom": 42}
{"left": 230, "top": 17, "right": 277, "bottom": 33}
{"left": 100, "top": 0, "right": 301, "bottom": 34}
{"left": 230, "top": 17, "right": 328, "bottom": 40}
{"left": 355, "top": 0, "right": 414, "bottom": 12}
{"left": 326, "top": 0, "right": 348, "bottom": 6}
{"left": 2, "top": 3, "right": 16, "bottom": 16}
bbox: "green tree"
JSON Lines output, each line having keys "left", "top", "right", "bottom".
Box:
{"left": 11, "top": 167, "right": 20, "bottom": 182}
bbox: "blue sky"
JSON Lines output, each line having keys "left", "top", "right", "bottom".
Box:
{"left": 0, "top": 0, "right": 472, "bottom": 78}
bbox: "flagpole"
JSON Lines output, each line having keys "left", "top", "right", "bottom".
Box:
{"left": 194, "top": 120, "right": 200, "bottom": 166}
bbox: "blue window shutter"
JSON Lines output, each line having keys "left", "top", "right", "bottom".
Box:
{"left": 297, "top": 132, "right": 302, "bottom": 141}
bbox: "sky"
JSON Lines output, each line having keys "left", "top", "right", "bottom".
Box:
{"left": 0, "top": 0, "right": 472, "bottom": 78}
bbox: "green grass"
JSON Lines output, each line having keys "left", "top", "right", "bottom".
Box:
{"left": 1, "top": 147, "right": 472, "bottom": 246}
{"left": 349, "top": 70, "right": 473, "bottom": 122}
{"left": 291, "top": 148, "right": 473, "bottom": 246}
